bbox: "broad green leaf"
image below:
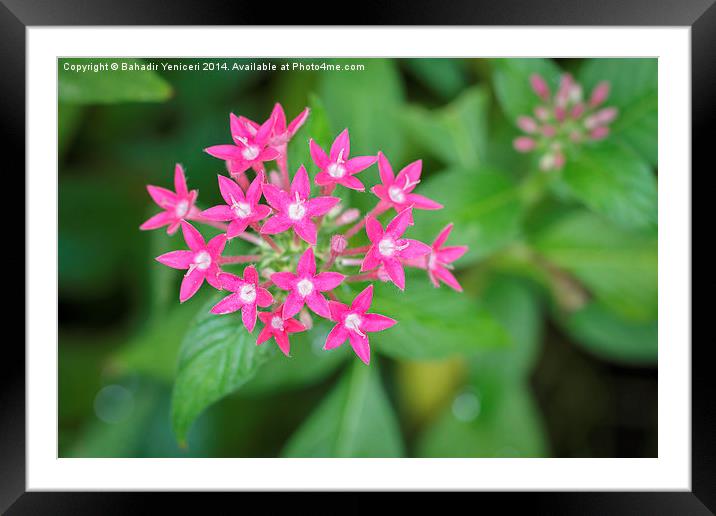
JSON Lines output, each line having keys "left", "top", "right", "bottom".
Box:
{"left": 562, "top": 142, "right": 657, "bottom": 229}
{"left": 171, "top": 295, "right": 276, "bottom": 444}
{"left": 403, "top": 58, "right": 469, "bottom": 100}
{"left": 369, "top": 280, "right": 511, "bottom": 360}
{"left": 491, "top": 58, "right": 562, "bottom": 123}
{"left": 578, "top": 59, "right": 657, "bottom": 166}
{"left": 59, "top": 58, "right": 172, "bottom": 104}
{"left": 417, "top": 381, "right": 547, "bottom": 457}
{"left": 240, "top": 321, "right": 350, "bottom": 396}
{"left": 319, "top": 58, "right": 405, "bottom": 160}
{"left": 401, "top": 86, "right": 489, "bottom": 168}
{"left": 282, "top": 361, "right": 404, "bottom": 457}
{"left": 530, "top": 211, "right": 657, "bottom": 322}
{"left": 411, "top": 168, "right": 525, "bottom": 264}
{"left": 562, "top": 302, "right": 657, "bottom": 365}
{"left": 472, "top": 275, "right": 544, "bottom": 380}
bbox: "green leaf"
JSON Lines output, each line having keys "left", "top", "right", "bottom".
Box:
{"left": 240, "top": 321, "right": 350, "bottom": 396}
{"left": 562, "top": 142, "right": 657, "bottom": 229}
{"left": 403, "top": 58, "right": 469, "bottom": 100}
{"left": 417, "top": 381, "right": 547, "bottom": 457}
{"left": 578, "top": 58, "right": 657, "bottom": 166}
{"left": 171, "top": 295, "right": 275, "bottom": 444}
{"left": 411, "top": 168, "right": 525, "bottom": 264}
{"left": 491, "top": 58, "right": 562, "bottom": 123}
{"left": 59, "top": 58, "right": 172, "bottom": 104}
{"left": 282, "top": 361, "right": 404, "bottom": 457}
{"left": 472, "top": 275, "right": 544, "bottom": 380}
{"left": 401, "top": 86, "right": 489, "bottom": 168}
{"left": 369, "top": 280, "right": 511, "bottom": 360}
{"left": 319, "top": 58, "right": 405, "bottom": 160}
{"left": 530, "top": 211, "right": 657, "bottom": 322}
{"left": 561, "top": 302, "right": 657, "bottom": 365}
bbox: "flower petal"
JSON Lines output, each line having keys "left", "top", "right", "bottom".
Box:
{"left": 205, "top": 144, "right": 243, "bottom": 161}
{"left": 156, "top": 250, "right": 193, "bottom": 269}
{"left": 271, "top": 103, "right": 287, "bottom": 133}
{"left": 141, "top": 211, "right": 173, "bottom": 231}
{"left": 284, "top": 318, "right": 306, "bottom": 333}
{"left": 365, "top": 216, "right": 384, "bottom": 243}
{"left": 227, "top": 219, "right": 250, "bottom": 239}
{"left": 377, "top": 151, "right": 395, "bottom": 185}
{"left": 314, "top": 171, "right": 334, "bottom": 186}
{"left": 297, "top": 247, "right": 316, "bottom": 276}
{"left": 290, "top": 165, "right": 311, "bottom": 200}
{"left": 204, "top": 267, "right": 223, "bottom": 289}
{"left": 386, "top": 207, "right": 414, "bottom": 238}
{"left": 288, "top": 107, "right": 310, "bottom": 137}
{"left": 434, "top": 266, "right": 463, "bottom": 292}
{"left": 306, "top": 196, "right": 340, "bottom": 217}
{"left": 274, "top": 331, "right": 291, "bottom": 356}
{"left": 283, "top": 291, "right": 305, "bottom": 319}
{"left": 293, "top": 220, "right": 317, "bottom": 245}
{"left": 362, "top": 313, "right": 397, "bottom": 332}
{"left": 211, "top": 292, "right": 244, "bottom": 314}
{"left": 395, "top": 159, "right": 422, "bottom": 189}
{"left": 351, "top": 285, "right": 374, "bottom": 313}
{"left": 360, "top": 248, "right": 381, "bottom": 272}
{"left": 218, "top": 174, "right": 245, "bottom": 206}
{"left": 262, "top": 183, "right": 289, "bottom": 211}
{"left": 174, "top": 164, "right": 188, "bottom": 197}
{"left": 179, "top": 268, "right": 205, "bottom": 302}
{"left": 309, "top": 139, "right": 329, "bottom": 170}
{"left": 246, "top": 171, "right": 264, "bottom": 205}
{"left": 256, "top": 325, "right": 273, "bottom": 345}
{"left": 230, "top": 113, "right": 252, "bottom": 139}
{"left": 181, "top": 221, "right": 206, "bottom": 251}
{"left": 338, "top": 175, "right": 365, "bottom": 192}
{"left": 406, "top": 193, "right": 443, "bottom": 210}
{"left": 324, "top": 324, "right": 349, "bottom": 350}
{"left": 207, "top": 234, "right": 227, "bottom": 257}
{"left": 147, "top": 185, "right": 177, "bottom": 208}
{"left": 241, "top": 303, "right": 257, "bottom": 332}
{"left": 271, "top": 272, "right": 297, "bottom": 291}
{"left": 348, "top": 333, "right": 371, "bottom": 365}
{"left": 306, "top": 292, "right": 330, "bottom": 318}
{"left": 328, "top": 301, "right": 350, "bottom": 322}
{"left": 256, "top": 287, "right": 273, "bottom": 307}
{"left": 313, "top": 272, "right": 345, "bottom": 291}
{"left": 438, "top": 245, "right": 468, "bottom": 263}
{"left": 219, "top": 272, "right": 243, "bottom": 291}
{"left": 261, "top": 215, "right": 293, "bottom": 235}
{"left": 255, "top": 114, "right": 276, "bottom": 145}
{"left": 383, "top": 258, "right": 406, "bottom": 290}
{"left": 345, "top": 155, "right": 377, "bottom": 174}
{"left": 433, "top": 223, "right": 454, "bottom": 249}
{"left": 330, "top": 128, "right": 350, "bottom": 162}
{"left": 399, "top": 239, "right": 432, "bottom": 259}
{"left": 201, "top": 205, "right": 234, "bottom": 222}
{"left": 241, "top": 264, "right": 258, "bottom": 284}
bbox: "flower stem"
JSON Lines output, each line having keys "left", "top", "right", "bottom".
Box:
{"left": 344, "top": 201, "right": 389, "bottom": 239}
{"left": 251, "top": 222, "right": 283, "bottom": 253}
{"left": 346, "top": 271, "right": 378, "bottom": 282}
{"left": 219, "top": 254, "right": 262, "bottom": 265}
{"left": 231, "top": 172, "right": 250, "bottom": 191}
{"left": 276, "top": 148, "right": 290, "bottom": 191}
{"left": 191, "top": 216, "right": 265, "bottom": 247}
{"left": 341, "top": 245, "right": 370, "bottom": 256}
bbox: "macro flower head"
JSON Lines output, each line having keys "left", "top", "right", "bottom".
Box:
{"left": 310, "top": 129, "right": 378, "bottom": 192}
{"left": 261, "top": 165, "right": 340, "bottom": 244}
{"left": 200, "top": 172, "right": 271, "bottom": 239}
{"left": 267, "top": 102, "right": 310, "bottom": 150}
{"left": 211, "top": 266, "right": 273, "bottom": 332}
{"left": 371, "top": 152, "right": 442, "bottom": 213}
{"left": 256, "top": 304, "right": 307, "bottom": 356}
{"left": 140, "top": 164, "right": 198, "bottom": 235}
{"left": 514, "top": 73, "right": 618, "bottom": 171}
{"left": 325, "top": 285, "right": 397, "bottom": 365}
{"left": 156, "top": 221, "right": 227, "bottom": 302}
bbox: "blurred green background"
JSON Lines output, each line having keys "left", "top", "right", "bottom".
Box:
{"left": 58, "top": 57, "right": 657, "bottom": 458}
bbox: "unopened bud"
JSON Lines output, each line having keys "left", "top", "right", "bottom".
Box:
{"left": 299, "top": 309, "right": 313, "bottom": 330}
{"left": 335, "top": 208, "right": 360, "bottom": 226}
{"left": 331, "top": 235, "right": 348, "bottom": 254}
{"left": 327, "top": 202, "right": 343, "bottom": 219}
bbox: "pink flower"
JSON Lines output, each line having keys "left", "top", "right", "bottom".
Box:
{"left": 371, "top": 152, "right": 442, "bottom": 213}
{"left": 261, "top": 165, "right": 340, "bottom": 244}
{"left": 324, "top": 285, "right": 396, "bottom": 365}
{"left": 140, "top": 164, "right": 198, "bottom": 235}
{"left": 210, "top": 266, "right": 273, "bottom": 331}
{"left": 200, "top": 172, "right": 271, "bottom": 239}
{"left": 205, "top": 113, "right": 279, "bottom": 176}
{"left": 268, "top": 103, "right": 309, "bottom": 150}
{"left": 310, "top": 129, "right": 377, "bottom": 191}
{"left": 156, "top": 221, "right": 227, "bottom": 302}
{"left": 361, "top": 207, "right": 431, "bottom": 290}
{"left": 256, "top": 304, "right": 307, "bottom": 356}
{"left": 426, "top": 223, "right": 468, "bottom": 292}
{"left": 271, "top": 247, "right": 345, "bottom": 319}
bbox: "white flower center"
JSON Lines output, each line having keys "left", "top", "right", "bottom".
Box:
{"left": 239, "top": 284, "right": 256, "bottom": 303}
{"left": 174, "top": 200, "right": 190, "bottom": 218}
{"left": 232, "top": 201, "right": 252, "bottom": 219}
{"left": 193, "top": 250, "right": 211, "bottom": 270}
{"left": 271, "top": 316, "right": 284, "bottom": 331}
{"left": 242, "top": 145, "right": 260, "bottom": 161}
{"left": 296, "top": 278, "right": 314, "bottom": 297}
{"left": 427, "top": 252, "right": 438, "bottom": 270}
{"left": 344, "top": 313, "right": 363, "bottom": 334}
{"left": 288, "top": 193, "right": 307, "bottom": 221}
{"left": 327, "top": 162, "right": 346, "bottom": 178}
{"left": 388, "top": 186, "right": 405, "bottom": 204}
{"left": 378, "top": 238, "right": 396, "bottom": 257}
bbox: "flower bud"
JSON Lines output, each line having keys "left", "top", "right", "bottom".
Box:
{"left": 589, "top": 81, "right": 610, "bottom": 107}
{"left": 331, "top": 235, "right": 348, "bottom": 254}
{"left": 530, "top": 73, "right": 550, "bottom": 101}
{"left": 335, "top": 208, "right": 360, "bottom": 226}
{"left": 299, "top": 309, "right": 313, "bottom": 330}
{"left": 513, "top": 137, "right": 536, "bottom": 152}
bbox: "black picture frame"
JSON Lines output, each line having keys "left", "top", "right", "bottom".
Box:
{"left": 5, "top": 0, "right": 708, "bottom": 512}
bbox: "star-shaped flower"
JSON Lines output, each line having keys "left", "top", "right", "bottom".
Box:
{"left": 156, "top": 221, "right": 226, "bottom": 302}
{"left": 324, "top": 285, "right": 396, "bottom": 365}
{"left": 371, "top": 152, "right": 442, "bottom": 213}
{"left": 426, "top": 223, "right": 468, "bottom": 292}
{"left": 256, "top": 305, "right": 307, "bottom": 356}
{"left": 261, "top": 165, "right": 340, "bottom": 244}
{"left": 205, "top": 113, "right": 279, "bottom": 176}
{"left": 271, "top": 247, "right": 345, "bottom": 319}
{"left": 200, "top": 172, "right": 271, "bottom": 239}
{"left": 140, "top": 164, "right": 198, "bottom": 235}
{"left": 309, "top": 129, "right": 377, "bottom": 191}
{"left": 210, "top": 266, "right": 273, "bottom": 331}
{"left": 361, "top": 207, "right": 431, "bottom": 290}
{"left": 267, "top": 103, "right": 310, "bottom": 150}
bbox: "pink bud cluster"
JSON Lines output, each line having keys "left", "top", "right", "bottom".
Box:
{"left": 141, "top": 103, "right": 468, "bottom": 364}
{"left": 513, "top": 73, "right": 618, "bottom": 171}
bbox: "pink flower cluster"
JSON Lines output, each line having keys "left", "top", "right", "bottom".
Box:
{"left": 513, "top": 73, "right": 618, "bottom": 171}
{"left": 141, "top": 103, "right": 468, "bottom": 364}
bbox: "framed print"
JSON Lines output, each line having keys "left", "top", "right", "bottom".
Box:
{"left": 5, "top": 0, "right": 710, "bottom": 512}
